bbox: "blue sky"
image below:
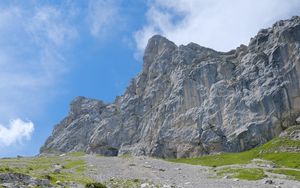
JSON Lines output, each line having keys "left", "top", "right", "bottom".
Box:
{"left": 0, "top": 0, "right": 299, "bottom": 157}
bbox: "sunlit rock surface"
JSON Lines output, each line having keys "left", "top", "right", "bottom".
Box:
{"left": 41, "top": 16, "right": 300, "bottom": 158}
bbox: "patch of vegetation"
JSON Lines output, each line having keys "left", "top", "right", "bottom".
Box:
{"left": 0, "top": 166, "right": 13, "bottom": 173}
{"left": 0, "top": 155, "right": 92, "bottom": 186}
{"left": 268, "top": 169, "right": 300, "bottom": 181}
{"left": 67, "top": 152, "right": 86, "bottom": 157}
{"left": 169, "top": 126, "right": 300, "bottom": 169}
{"left": 257, "top": 137, "right": 300, "bottom": 153}
{"left": 103, "top": 179, "right": 159, "bottom": 188}
{"left": 261, "top": 152, "right": 300, "bottom": 169}
{"left": 86, "top": 182, "right": 107, "bottom": 188}
{"left": 64, "top": 159, "right": 86, "bottom": 173}
{"left": 119, "top": 154, "right": 132, "bottom": 159}
{"left": 216, "top": 167, "right": 266, "bottom": 180}
{"left": 169, "top": 151, "right": 256, "bottom": 167}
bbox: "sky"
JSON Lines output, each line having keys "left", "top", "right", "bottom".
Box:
{"left": 0, "top": 0, "right": 299, "bottom": 157}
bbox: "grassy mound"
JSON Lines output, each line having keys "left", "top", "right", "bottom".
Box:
{"left": 169, "top": 126, "right": 300, "bottom": 168}
{"left": 216, "top": 168, "right": 266, "bottom": 180}
{"left": 0, "top": 153, "right": 92, "bottom": 186}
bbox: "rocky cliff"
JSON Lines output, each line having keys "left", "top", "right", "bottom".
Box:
{"left": 41, "top": 16, "right": 300, "bottom": 158}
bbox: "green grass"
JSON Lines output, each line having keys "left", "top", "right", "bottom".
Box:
{"left": 0, "top": 155, "right": 92, "bottom": 186}
{"left": 261, "top": 153, "right": 300, "bottom": 169}
{"left": 103, "top": 179, "right": 160, "bottom": 188}
{"left": 86, "top": 182, "right": 107, "bottom": 188}
{"left": 67, "top": 152, "right": 86, "bottom": 157}
{"left": 216, "top": 168, "right": 266, "bottom": 180}
{"left": 268, "top": 169, "right": 300, "bottom": 181}
{"left": 169, "top": 151, "right": 256, "bottom": 167}
{"left": 169, "top": 126, "right": 300, "bottom": 168}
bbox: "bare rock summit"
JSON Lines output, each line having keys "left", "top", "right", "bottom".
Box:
{"left": 41, "top": 16, "right": 300, "bottom": 158}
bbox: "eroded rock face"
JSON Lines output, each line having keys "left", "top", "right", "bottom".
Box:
{"left": 41, "top": 16, "right": 300, "bottom": 158}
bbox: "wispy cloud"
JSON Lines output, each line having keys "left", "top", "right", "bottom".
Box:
{"left": 0, "top": 3, "right": 78, "bottom": 144}
{"left": 87, "top": 0, "right": 121, "bottom": 38}
{"left": 0, "top": 1, "right": 125, "bottom": 150}
{"left": 0, "top": 119, "right": 34, "bottom": 146}
{"left": 135, "top": 0, "right": 300, "bottom": 52}
{"left": 27, "top": 6, "right": 78, "bottom": 48}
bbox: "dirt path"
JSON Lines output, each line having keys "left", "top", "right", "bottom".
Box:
{"left": 84, "top": 155, "right": 300, "bottom": 188}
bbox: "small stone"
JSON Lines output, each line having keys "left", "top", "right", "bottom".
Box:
{"left": 53, "top": 164, "right": 64, "bottom": 174}
{"left": 223, "top": 175, "right": 230, "bottom": 179}
{"left": 143, "top": 165, "right": 152, "bottom": 168}
{"left": 159, "top": 168, "right": 166, "bottom": 172}
{"left": 296, "top": 117, "right": 300, "bottom": 124}
{"left": 141, "top": 183, "right": 150, "bottom": 188}
{"left": 56, "top": 180, "right": 64, "bottom": 186}
{"left": 265, "top": 179, "right": 274, "bottom": 184}
{"left": 233, "top": 178, "right": 239, "bottom": 181}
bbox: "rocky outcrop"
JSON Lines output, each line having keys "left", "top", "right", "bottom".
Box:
{"left": 0, "top": 173, "right": 52, "bottom": 188}
{"left": 41, "top": 16, "right": 300, "bottom": 158}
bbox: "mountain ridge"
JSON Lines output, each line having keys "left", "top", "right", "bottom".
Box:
{"left": 41, "top": 16, "right": 300, "bottom": 158}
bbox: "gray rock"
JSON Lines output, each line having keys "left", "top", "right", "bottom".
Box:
{"left": 41, "top": 16, "right": 300, "bottom": 158}
{"left": 0, "top": 173, "right": 52, "bottom": 188}
{"left": 52, "top": 164, "right": 63, "bottom": 174}
{"left": 265, "top": 179, "right": 274, "bottom": 184}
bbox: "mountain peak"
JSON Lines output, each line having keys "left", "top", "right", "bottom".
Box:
{"left": 142, "top": 35, "right": 177, "bottom": 73}
{"left": 42, "top": 16, "right": 300, "bottom": 158}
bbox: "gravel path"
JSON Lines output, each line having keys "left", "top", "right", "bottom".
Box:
{"left": 84, "top": 155, "right": 300, "bottom": 188}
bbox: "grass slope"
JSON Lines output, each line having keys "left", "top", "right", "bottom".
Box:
{"left": 169, "top": 126, "right": 300, "bottom": 180}
{"left": 0, "top": 152, "right": 92, "bottom": 186}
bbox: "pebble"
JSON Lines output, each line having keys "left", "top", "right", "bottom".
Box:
{"left": 265, "top": 179, "right": 274, "bottom": 184}
{"left": 56, "top": 180, "right": 64, "bottom": 186}
{"left": 141, "top": 183, "right": 150, "bottom": 188}
{"left": 143, "top": 165, "right": 152, "bottom": 168}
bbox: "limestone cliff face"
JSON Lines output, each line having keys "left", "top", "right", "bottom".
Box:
{"left": 41, "top": 16, "right": 300, "bottom": 158}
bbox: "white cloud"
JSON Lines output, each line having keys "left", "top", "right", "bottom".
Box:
{"left": 27, "top": 6, "right": 78, "bottom": 47}
{"left": 135, "top": 0, "right": 300, "bottom": 52}
{"left": 87, "top": 0, "right": 121, "bottom": 38}
{"left": 0, "top": 1, "right": 124, "bottom": 149}
{"left": 0, "top": 119, "right": 34, "bottom": 146}
{"left": 0, "top": 3, "right": 77, "bottom": 122}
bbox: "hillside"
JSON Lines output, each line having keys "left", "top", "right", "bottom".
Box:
{"left": 1, "top": 125, "right": 300, "bottom": 187}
